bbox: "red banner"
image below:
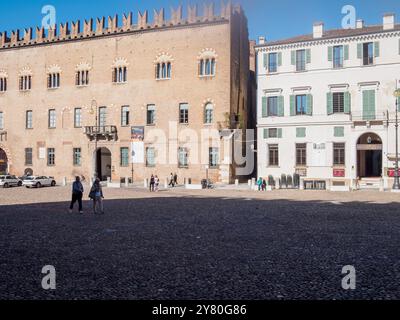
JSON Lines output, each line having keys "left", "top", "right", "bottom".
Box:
{"left": 388, "top": 169, "right": 400, "bottom": 177}
{"left": 333, "top": 169, "right": 345, "bottom": 177}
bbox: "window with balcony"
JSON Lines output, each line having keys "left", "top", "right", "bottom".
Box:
{"left": 363, "top": 42, "right": 374, "bottom": 66}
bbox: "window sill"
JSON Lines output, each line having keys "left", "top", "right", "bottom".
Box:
{"left": 156, "top": 78, "right": 171, "bottom": 81}
{"left": 47, "top": 87, "right": 60, "bottom": 90}
{"left": 146, "top": 165, "right": 156, "bottom": 168}
{"left": 76, "top": 85, "right": 89, "bottom": 88}
{"left": 19, "top": 90, "right": 31, "bottom": 93}
{"left": 178, "top": 166, "right": 189, "bottom": 169}
{"left": 199, "top": 75, "right": 216, "bottom": 79}
{"left": 267, "top": 166, "right": 280, "bottom": 168}
{"left": 48, "top": 127, "right": 56, "bottom": 129}
{"left": 146, "top": 124, "right": 156, "bottom": 127}
{"left": 113, "top": 82, "right": 128, "bottom": 85}
{"left": 179, "top": 123, "right": 189, "bottom": 126}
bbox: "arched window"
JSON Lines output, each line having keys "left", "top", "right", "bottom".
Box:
{"left": 199, "top": 57, "right": 216, "bottom": 77}
{"left": 19, "top": 67, "right": 33, "bottom": 91}
{"left": 156, "top": 62, "right": 171, "bottom": 80}
{"left": 75, "top": 62, "right": 91, "bottom": 86}
{"left": 204, "top": 103, "right": 214, "bottom": 124}
{"left": 112, "top": 58, "right": 128, "bottom": 83}
{"left": 0, "top": 78, "right": 7, "bottom": 92}
{"left": 47, "top": 65, "right": 61, "bottom": 89}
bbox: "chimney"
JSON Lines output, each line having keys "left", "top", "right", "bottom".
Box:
{"left": 313, "top": 22, "right": 324, "bottom": 38}
{"left": 258, "top": 36, "right": 265, "bottom": 45}
{"left": 356, "top": 19, "right": 364, "bottom": 29}
{"left": 383, "top": 13, "right": 395, "bottom": 30}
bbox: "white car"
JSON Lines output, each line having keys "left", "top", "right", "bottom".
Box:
{"left": 0, "top": 175, "right": 22, "bottom": 188}
{"left": 23, "top": 176, "right": 56, "bottom": 188}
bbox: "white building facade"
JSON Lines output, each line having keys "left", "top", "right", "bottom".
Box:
{"left": 256, "top": 14, "right": 400, "bottom": 190}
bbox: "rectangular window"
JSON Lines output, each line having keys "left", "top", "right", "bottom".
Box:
{"left": 178, "top": 147, "right": 188, "bottom": 168}
{"left": 0, "top": 112, "right": 3, "bottom": 129}
{"left": 74, "top": 108, "right": 82, "bottom": 128}
{"left": 332, "top": 92, "right": 345, "bottom": 113}
{"left": 296, "top": 95, "right": 307, "bottom": 115}
{"left": 146, "top": 147, "right": 155, "bottom": 167}
{"left": 120, "top": 147, "right": 129, "bottom": 167}
{"left": 296, "top": 143, "right": 307, "bottom": 166}
{"left": 121, "top": 106, "right": 130, "bottom": 126}
{"left": 48, "top": 109, "right": 56, "bottom": 128}
{"left": 268, "top": 144, "right": 279, "bottom": 166}
{"left": 268, "top": 53, "right": 277, "bottom": 72}
{"left": 179, "top": 103, "right": 189, "bottom": 124}
{"left": 99, "top": 107, "right": 107, "bottom": 127}
{"left": 0, "top": 78, "right": 7, "bottom": 92}
{"left": 209, "top": 148, "right": 219, "bottom": 168}
{"left": 147, "top": 105, "right": 156, "bottom": 125}
{"left": 47, "top": 148, "right": 55, "bottom": 166}
{"left": 73, "top": 148, "right": 81, "bottom": 166}
{"left": 26, "top": 110, "right": 33, "bottom": 129}
{"left": 267, "top": 96, "right": 278, "bottom": 116}
{"left": 268, "top": 128, "right": 278, "bottom": 138}
{"left": 296, "top": 50, "right": 306, "bottom": 71}
{"left": 333, "top": 143, "right": 345, "bottom": 166}
{"left": 333, "top": 45, "right": 344, "bottom": 68}
{"left": 363, "top": 42, "right": 374, "bottom": 65}
{"left": 25, "top": 148, "right": 33, "bottom": 166}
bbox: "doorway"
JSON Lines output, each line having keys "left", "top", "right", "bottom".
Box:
{"left": 96, "top": 147, "right": 112, "bottom": 181}
{"left": 357, "top": 133, "right": 382, "bottom": 178}
{"left": 0, "top": 148, "right": 7, "bottom": 174}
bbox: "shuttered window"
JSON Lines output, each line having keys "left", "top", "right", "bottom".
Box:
{"left": 362, "top": 90, "right": 376, "bottom": 120}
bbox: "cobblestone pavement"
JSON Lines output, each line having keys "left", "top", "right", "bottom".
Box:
{"left": 0, "top": 186, "right": 399, "bottom": 299}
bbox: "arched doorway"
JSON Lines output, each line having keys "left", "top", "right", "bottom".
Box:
{"left": 357, "top": 133, "right": 382, "bottom": 178}
{"left": 96, "top": 147, "right": 112, "bottom": 181}
{"left": 0, "top": 148, "right": 8, "bottom": 174}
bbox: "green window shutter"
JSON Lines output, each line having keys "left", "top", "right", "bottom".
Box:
{"left": 278, "top": 96, "right": 284, "bottom": 117}
{"left": 306, "top": 94, "right": 313, "bottom": 115}
{"left": 291, "top": 51, "right": 296, "bottom": 65}
{"left": 334, "top": 127, "right": 345, "bottom": 137}
{"left": 290, "top": 95, "right": 296, "bottom": 116}
{"left": 327, "top": 92, "right": 333, "bottom": 115}
{"left": 363, "top": 90, "right": 376, "bottom": 120}
{"left": 344, "top": 92, "right": 351, "bottom": 114}
{"left": 262, "top": 96, "right": 268, "bottom": 117}
{"left": 278, "top": 52, "right": 282, "bottom": 66}
{"left": 306, "top": 49, "right": 311, "bottom": 64}
{"left": 374, "top": 41, "right": 380, "bottom": 58}
{"left": 264, "top": 129, "right": 269, "bottom": 139}
{"left": 328, "top": 46, "right": 333, "bottom": 62}
{"left": 263, "top": 53, "right": 268, "bottom": 69}
{"left": 344, "top": 45, "right": 349, "bottom": 60}
{"left": 296, "top": 127, "right": 306, "bottom": 138}
{"left": 357, "top": 43, "right": 362, "bottom": 59}
{"left": 277, "top": 128, "right": 282, "bottom": 139}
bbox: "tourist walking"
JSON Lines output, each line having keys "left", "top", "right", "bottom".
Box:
{"left": 69, "top": 176, "right": 84, "bottom": 214}
{"left": 262, "top": 179, "right": 267, "bottom": 191}
{"left": 155, "top": 175, "right": 160, "bottom": 192}
{"left": 149, "top": 175, "right": 155, "bottom": 192}
{"left": 174, "top": 173, "right": 178, "bottom": 186}
{"left": 257, "top": 177, "right": 263, "bottom": 191}
{"left": 89, "top": 178, "right": 104, "bottom": 214}
{"left": 169, "top": 173, "right": 175, "bottom": 187}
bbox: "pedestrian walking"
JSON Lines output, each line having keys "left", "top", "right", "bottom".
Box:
{"left": 150, "top": 174, "right": 155, "bottom": 192}
{"left": 89, "top": 178, "right": 104, "bottom": 214}
{"left": 257, "top": 177, "right": 263, "bottom": 191}
{"left": 169, "top": 173, "right": 175, "bottom": 187}
{"left": 174, "top": 173, "right": 178, "bottom": 186}
{"left": 155, "top": 175, "right": 160, "bottom": 192}
{"left": 69, "top": 176, "right": 84, "bottom": 214}
{"left": 262, "top": 179, "right": 267, "bottom": 191}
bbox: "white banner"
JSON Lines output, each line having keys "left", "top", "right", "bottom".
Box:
{"left": 131, "top": 142, "right": 144, "bottom": 164}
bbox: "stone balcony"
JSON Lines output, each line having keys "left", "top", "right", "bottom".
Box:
{"left": 350, "top": 111, "right": 389, "bottom": 128}
{"left": 84, "top": 126, "right": 118, "bottom": 141}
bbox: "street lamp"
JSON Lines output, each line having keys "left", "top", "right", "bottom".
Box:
{"left": 90, "top": 99, "right": 98, "bottom": 179}
{"left": 393, "top": 89, "right": 400, "bottom": 190}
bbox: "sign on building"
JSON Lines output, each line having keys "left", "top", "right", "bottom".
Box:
{"left": 131, "top": 126, "right": 144, "bottom": 141}
{"left": 131, "top": 142, "right": 144, "bottom": 164}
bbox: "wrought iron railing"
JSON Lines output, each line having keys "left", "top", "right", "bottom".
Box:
{"left": 84, "top": 126, "right": 118, "bottom": 141}
{"left": 0, "top": 131, "right": 7, "bottom": 142}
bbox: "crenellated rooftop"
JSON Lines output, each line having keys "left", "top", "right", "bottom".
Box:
{"left": 0, "top": 2, "right": 240, "bottom": 50}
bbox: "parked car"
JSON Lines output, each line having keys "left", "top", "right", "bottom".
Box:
{"left": 23, "top": 176, "right": 56, "bottom": 188}
{"left": 0, "top": 175, "right": 22, "bottom": 188}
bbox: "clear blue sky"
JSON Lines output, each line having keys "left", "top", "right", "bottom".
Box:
{"left": 0, "top": 0, "right": 399, "bottom": 41}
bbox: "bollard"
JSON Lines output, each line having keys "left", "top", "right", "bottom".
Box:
{"left": 164, "top": 178, "right": 168, "bottom": 189}
{"left": 62, "top": 177, "right": 67, "bottom": 187}
{"left": 107, "top": 177, "right": 111, "bottom": 183}
{"left": 235, "top": 179, "right": 239, "bottom": 186}
{"left": 144, "top": 179, "right": 148, "bottom": 188}
{"left": 299, "top": 177, "right": 304, "bottom": 190}
{"left": 248, "top": 179, "right": 251, "bottom": 187}
{"left": 125, "top": 177, "right": 129, "bottom": 188}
